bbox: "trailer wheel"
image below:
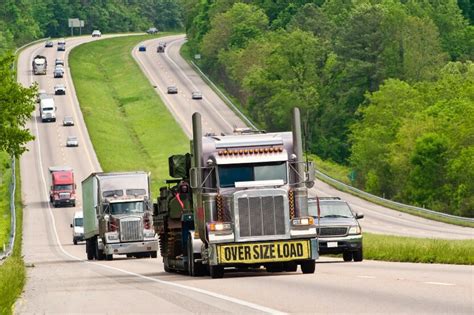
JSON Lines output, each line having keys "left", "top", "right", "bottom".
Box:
{"left": 86, "top": 239, "right": 94, "bottom": 260}
{"left": 209, "top": 265, "right": 224, "bottom": 279}
{"left": 300, "top": 260, "right": 316, "bottom": 274}
{"left": 150, "top": 251, "right": 157, "bottom": 258}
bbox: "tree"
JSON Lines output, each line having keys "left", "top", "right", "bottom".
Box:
{"left": 0, "top": 54, "right": 36, "bottom": 157}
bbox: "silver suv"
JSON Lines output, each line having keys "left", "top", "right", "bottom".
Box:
{"left": 308, "top": 197, "right": 363, "bottom": 262}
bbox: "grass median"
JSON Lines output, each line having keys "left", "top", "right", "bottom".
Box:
{"left": 70, "top": 35, "right": 472, "bottom": 265}
{"left": 69, "top": 34, "right": 188, "bottom": 195}
{"left": 363, "top": 233, "right": 474, "bottom": 265}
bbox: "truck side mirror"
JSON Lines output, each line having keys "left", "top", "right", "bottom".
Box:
{"left": 305, "top": 161, "right": 315, "bottom": 189}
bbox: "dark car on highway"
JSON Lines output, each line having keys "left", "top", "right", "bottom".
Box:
{"left": 138, "top": 45, "right": 146, "bottom": 52}
{"left": 167, "top": 85, "right": 178, "bottom": 94}
{"left": 308, "top": 197, "right": 364, "bottom": 262}
{"left": 45, "top": 41, "right": 53, "bottom": 48}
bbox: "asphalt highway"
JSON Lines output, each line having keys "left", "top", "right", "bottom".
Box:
{"left": 14, "top": 34, "right": 473, "bottom": 314}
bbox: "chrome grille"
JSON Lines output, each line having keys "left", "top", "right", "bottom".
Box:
{"left": 120, "top": 217, "right": 143, "bottom": 242}
{"left": 59, "top": 192, "right": 70, "bottom": 200}
{"left": 317, "top": 227, "right": 348, "bottom": 237}
{"left": 238, "top": 195, "right": 286, "bottom": 238}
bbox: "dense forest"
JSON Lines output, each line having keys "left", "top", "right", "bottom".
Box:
{"left": 0, "top": 0, "right": 472, "bottom": 216}
{"left": 0, "top": 0, "right": 184, "bottom": 53}
{"left": 184, "top": 0, "right": 474, "bottom": 216}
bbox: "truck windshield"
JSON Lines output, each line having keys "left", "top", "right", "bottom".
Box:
{"left": 218, "top": 162, "right": 287, "bottom": 188}
{"left": 74, "top": 218, "right": 83, "bottom": 226}
{"left": 54, "top": 184, "right": 73, "bottom": 190}
{"left": 110, "top": 201, "right": 144, "bottom": 215}
{"left": 308, "top": 202, "right": 354, "bottom": 218}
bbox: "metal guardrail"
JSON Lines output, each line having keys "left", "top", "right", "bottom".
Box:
{"left": 316, "top": 170, "right": 474, "bottom": 223}
{"left": 0, "top": 37, "right": 48, "bottom": 263}
{"left": 189, "top": 60, "right": 474, "bottom": 224}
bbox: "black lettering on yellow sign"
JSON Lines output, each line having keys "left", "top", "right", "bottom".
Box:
{"left": 219, "top": 241, "right": 309, "bottom": 263}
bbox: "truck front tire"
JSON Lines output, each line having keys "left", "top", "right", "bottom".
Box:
{"left": 209, "top": 265, "right": 224, "bottom": 279}
{"left": 343, "top": 251, "right": 353, "bottom": 262}
{"left": 187, "top": 234, "right": 205, "bottom": 277}
{"left": 300, "top": 260, "right": 316, "bottom": 274}
{"left": 86, "top": 239, "right": 94, "bottom": 260}
{"left": 353, "top": 248, "right": 363, "bottom": 262}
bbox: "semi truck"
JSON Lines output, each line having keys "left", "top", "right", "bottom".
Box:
{"left": 40, "top": 98, "right": 56, "bottom": 122}
{"left": 83, "top": 172, "right": 158, "bottom": 261}
{"left": 49, "top": 166, "right": 76, "bottom": 207}
{"left": 154, "top": 108, "right": 318, "bottom": 278}
{"left": 32, "top": 55, "right": 47, "bottom": 75}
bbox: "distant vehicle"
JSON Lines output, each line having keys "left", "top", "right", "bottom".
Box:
{"left": 308, "top": 197, "right": 364, "bottom": 262}
{"left": 63, "top": 116, "right": 74, "bottom": 126}
{"left": 191, "top": 91, "right": 202, "bottom": 99}
{"left": 37, "top": 89, "right": 49, "bottom": 103}
{"left": 54, "top": 66, "right": 64, "bottom": 78}
{"left": 71, "top": 211, "right": 84, "bottom": 245}
{"left": 58, "top": 38, "right": 66, "bottom": 45}
{"left": 45, "top": 41, "right": 54, "bottom": 48}
{"left": 54, "top": 84, "right": 66, "bottom": 95}
{"left": 146, "top": 27, "right": 158, "bottom": 34}
{"left": 157, "top": 43, "right": 165, "bottom": 53}
{"left": 49, "top": 166, "right": 75, "bottom": 207}
{"left": 66, "top": 136, "right": 79, "bottom": 147}
{"left": 40, "top": 98, "right": 56, "bottom": 122}
{"left": 138, "top": 45, "right": 146, "bottom": 52}
{"left": 57, "top": 43, "right": 65, "bottom": 51}
{"left": 92, "top": 30, "right": 102, "bottom": 37}
{"left": 55, "top": 58, "right": 64, "bottom": 66}
{"left": 32, "top": 55, "right": 47, "bottom": 75}
{"left": 167, "top": 85, "right": 178, "bottom": 94}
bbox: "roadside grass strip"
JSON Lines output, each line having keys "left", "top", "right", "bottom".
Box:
{"left": 69, "top": 35, "right": 188, "bottom": 195}
{"left": 0, "top": 160, "right": 25, "bottom": 314}
{"left": 0, "top": 152, "right": 11, "bottom": 249}
{"left": 363, "top": 233, "right": 474, "bottom": 265}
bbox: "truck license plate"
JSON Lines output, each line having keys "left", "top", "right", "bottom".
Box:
{"left": 327, "top": 242, "right": 338, "bottom": 248}
{"left": 217, "top": 240, "right": 311, "bottom": 264}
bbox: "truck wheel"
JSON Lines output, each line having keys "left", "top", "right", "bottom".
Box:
{"left": 86, "top": 239, "right": 94, "bottom": 260}
{"left": 150, "top": 251, "right": 157, "bottom": 258}
{"left": 72, "top": 201, "right": 76, "bottom": 207}
{"left": 73, "top": 239, "right": 78, "bottom": 245}
{"left": 105, "top": 254, "right": 113, "bottom": 261}
{"left": 300, "top": 260, "right": 316, "bottom": 274}
{"left": 353, "top": 248, "right": 363, "bottom": 262}
{"left": 343, "top": 251, "right": 353, "bottom": 262}
{"left": 209, "top": 265, "right": 224, "bottom": 279}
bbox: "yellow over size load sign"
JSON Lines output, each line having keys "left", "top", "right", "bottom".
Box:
{"left": 218, "top": 240, "right": 311, "bottom": 264}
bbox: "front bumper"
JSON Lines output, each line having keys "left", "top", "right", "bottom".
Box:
{"left": 208, "top": 238, "right": 318, "bottom": 266}
{"left": 318, "top": 235, "right": 362, "bottom": 254}
{"left": 104, "top": 240, "right": 158, "bottom": 255}
{"left": 53, "top": 198, "right": 75, "bottom": 206}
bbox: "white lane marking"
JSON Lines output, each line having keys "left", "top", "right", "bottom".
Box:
{"left": 30, "top": 38, "right": 284, "bottom": 315}
{"left": 357, "top": 275, "right": 376, "bottom": 279}
{"left": 424, "top": 282, "right": 455, "bottom": 286}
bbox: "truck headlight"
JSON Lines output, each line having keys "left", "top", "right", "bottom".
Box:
{"left": 105, "top": 231, "right": 119, "bottom": 242}
{"left": 143, "top": 230, "right": 156, "bottom": 239}
{"left": 208, "top": 222, "right": 232, "bottom": 233}
{"left": 291, "top": 217, "right": 314, "bottom": 226}
{"left": 348, "top": 225, "right": 362, "bottom": 235}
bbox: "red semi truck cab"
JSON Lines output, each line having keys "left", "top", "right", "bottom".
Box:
{"left": 49, "top": 166, "right": 76, "bottom": 207}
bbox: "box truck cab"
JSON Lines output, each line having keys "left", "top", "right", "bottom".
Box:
{"left": 49, "top": 166, "right": 76, "bottom": 207}
{"left": 40, "top": 98, "right": 56, "bottom": 122}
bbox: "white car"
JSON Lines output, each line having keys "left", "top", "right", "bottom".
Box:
{"left": 92, "top": 30, "right": 102, "bottom": 37}
{"left": 192, "top": 91, "right": 202, "bottom": 100}
{"left": 66, "top": 136, "right": 79, "bottom": 147}
{"left": 54, "top": 84, "right": 66, "bottom": 95}
{"left": 54, "top": 66, "right": 64, "bottom": 78}
{"left": 55, "top": 58, "right": 64, "bottom": 66}
{"left": 70, "top": 211, "right": 84, "bottom": 245}
{"left": 63, "top": 116, "right": 74, "bottom": 126}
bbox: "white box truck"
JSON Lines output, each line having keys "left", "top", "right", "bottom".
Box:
{"left": 40, "top": 98, "right": 56, "bottom": 122}
{"left": 83, "top": 172, "right": 158, "bottom": 261}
